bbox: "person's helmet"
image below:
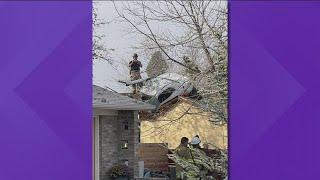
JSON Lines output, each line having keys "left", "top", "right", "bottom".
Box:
{"left": 133, "top": 53, "right": 138, "bottom": 58}
{"left": 190, "top": 136, "right": 201, "bottom": 145}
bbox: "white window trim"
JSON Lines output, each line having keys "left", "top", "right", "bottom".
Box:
{"left": 93, "top": 115, "right": 100, "bottom": 180}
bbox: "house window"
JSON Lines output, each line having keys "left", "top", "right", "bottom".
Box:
{"left": 121, "top": 140, "right": 129, "bottom": 149}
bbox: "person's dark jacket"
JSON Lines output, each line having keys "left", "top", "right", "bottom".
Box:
{"left": 129, "top": 60, "right": 142, "bottom": 72}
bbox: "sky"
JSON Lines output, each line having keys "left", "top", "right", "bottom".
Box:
{"left": 93, "top": 1, "right": 185, "bottom": 93}
{"left": 93, "top": 1, "right": 227, "bottom": 93}
{"left": 93, "top": 2, "right": 136, "bottom": 93}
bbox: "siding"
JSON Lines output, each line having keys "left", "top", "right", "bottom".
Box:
{"left": 140, "top": 101, "right": 228, "bottom": 150}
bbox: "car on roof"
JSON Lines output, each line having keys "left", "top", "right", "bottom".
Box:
{"left": 119, "top": 73, "right": 201, "bottom": 111}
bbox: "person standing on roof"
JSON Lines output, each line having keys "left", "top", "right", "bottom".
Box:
{"left": 129, "top": 53, "right": 143, "bottom": 93}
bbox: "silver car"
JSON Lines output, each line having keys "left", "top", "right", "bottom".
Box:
{"left": 121, "top": 73, "right": 201, "bottom": 111}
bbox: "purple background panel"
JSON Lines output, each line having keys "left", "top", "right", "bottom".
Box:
{"left": 0, "top": 2, "right": 92, "bottom": 180}
{"left": 230, "top": 1, "right": 320, "bottom": 179}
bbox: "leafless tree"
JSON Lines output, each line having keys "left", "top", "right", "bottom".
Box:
{"left": 114, "top": 0, "right": 228, "bottom": 123}
{"left": 93, "top": 3, "right": 112, "bottom": 64}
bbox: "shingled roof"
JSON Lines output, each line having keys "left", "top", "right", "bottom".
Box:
{"left": 93, "top": 85, "right": 155, "bottom": 110}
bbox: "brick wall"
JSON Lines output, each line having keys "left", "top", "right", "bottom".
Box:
{"left": 117, "top": 110, "right": 136, "bottom": 177}
{"left": 99, "top": 115, "right": 119, "bottom": 180}
{"left": 98, "top": 110, "right": 139, "bottom": 180}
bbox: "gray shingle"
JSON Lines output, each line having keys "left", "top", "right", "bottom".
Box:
{"left": 93, "top": 85, "right": 155, "bottom": 110}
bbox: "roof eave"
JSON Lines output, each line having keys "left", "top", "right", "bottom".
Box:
{"left": 93, "top": 104, "right": 155, "bottom": 111}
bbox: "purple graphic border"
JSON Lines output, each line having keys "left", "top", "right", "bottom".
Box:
{"left": 1, "top": 1, "right": 320, "bottom": 180}
{"left": 229, "top": 1, "right": 320, "bottom": 179}
{"left": 0, "top": 1, "right": 92, "bottom": 180}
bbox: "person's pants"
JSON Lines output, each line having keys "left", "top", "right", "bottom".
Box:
{"left": 130, "top": 71, "right": 142, "bottom": 93}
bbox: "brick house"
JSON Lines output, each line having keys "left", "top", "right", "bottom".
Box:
{"left": 93, "top": 85, "right": 155, "bottom": 180}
